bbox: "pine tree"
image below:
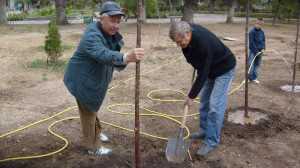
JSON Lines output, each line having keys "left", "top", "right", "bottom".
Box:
{"left": 44, "top": 19, "right": 63, "bottom": 64}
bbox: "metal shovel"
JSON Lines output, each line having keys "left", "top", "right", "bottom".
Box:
{"left": 166, "top": 105, "right": 189, "bottom": 163}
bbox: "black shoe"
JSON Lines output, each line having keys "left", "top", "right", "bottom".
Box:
{"left": 196, "top": 144, "right": 216, "bottom": 156}
{"left": 190, "top": 130, "right": 205, "bottom": 140}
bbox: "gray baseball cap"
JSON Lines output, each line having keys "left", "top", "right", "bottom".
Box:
{"left": 100, "top": 1, "right": 124, "bottom": 16}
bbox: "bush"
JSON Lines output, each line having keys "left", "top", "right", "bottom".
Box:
{"left": 235, "top": 12, "right": 273, "bottom": 18}
{"left": 44, "top": 19, "right": 63, "bottom": 64}
{"left": 7, "top": 13, "right": 27, "bottom": 21}
{"left": 38, "top": 44, "right": 74, "bottom": 52}
{"left": 146, "top": 0, "right": 158, "bottom": 18}
{"left": 67, "top": 0, "right": 90, "bottom": 9}
{"left": 117, "top": 0, "right": 159, "bottom": 18}
{"left": 35, "top": 7, "right": 55, "bottom": 16}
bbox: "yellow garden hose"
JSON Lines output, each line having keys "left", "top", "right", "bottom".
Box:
{"left": 0, "top": 57, "right": 246, "bottom": 163}
{"left": 0, "top": 106, "right": 77, "bottom": 139}
{"left": 0, "top": 117, "right": 72, "bottom": 162}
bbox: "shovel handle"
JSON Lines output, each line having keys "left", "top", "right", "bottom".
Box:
{"left": 191, "top": 69, "right": 196, "bottom": 84}
{"left": 180, "top": 105, "right": 189, "bottom": 129}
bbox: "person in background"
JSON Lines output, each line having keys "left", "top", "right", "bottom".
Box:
{"left": 248, "top": 18, "right": 266, "bottom": 84}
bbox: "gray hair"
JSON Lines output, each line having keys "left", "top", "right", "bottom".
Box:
{"left": 169, "top": 21, "right": 191, "bottom": 41}
{"left": 100, "top": 13, "right": 109, "bottom": 17}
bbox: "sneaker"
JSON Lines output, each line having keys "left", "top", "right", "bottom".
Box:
{"left": 244, "top": 79, "right": 251, "bottom": 83}
{"left": 246, "top": 79, "right": 252, "bottom": 83}
{"left": 189, "top": 129, "right": 205, "bottom": 140}
{"left": 88, "top": 146, "right": 112, "bottom": 156}
{"left": 99, "top": 133, "right": 109, "bottom": 143}
{"left": 252, "top": 79, "right": 260, "bottom": 84}
{"left": 196, "top": 144, "right": 216, "bottom": 157}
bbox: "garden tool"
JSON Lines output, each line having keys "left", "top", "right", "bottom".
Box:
{"left": 166, "top": 105, "right": 190, "bottom": 163}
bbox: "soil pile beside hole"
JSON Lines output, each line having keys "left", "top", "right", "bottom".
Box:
{"left": 280, "top": 85, "right": 300, "bottom": 93}
{"left": 228, "top": 109, "right": 268, "bottom": 125}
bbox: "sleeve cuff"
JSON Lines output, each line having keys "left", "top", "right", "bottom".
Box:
{"left": 112, "top": 52, "right": 126, "bottom": 66}
{"left": 188, "top": 91, "right": 197, "bottom": 99}
{"left": 123, "top": 53, "right": 127, "bottom": 64}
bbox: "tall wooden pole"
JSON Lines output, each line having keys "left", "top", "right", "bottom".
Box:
{"left": 292, "top": 1, "right": 300, "bottom": 93}
{"left": 135, "top": 0, "right": 143, "bottom": 167}
{"left": 244, "top": 0, "right": 250, "bottom": 118}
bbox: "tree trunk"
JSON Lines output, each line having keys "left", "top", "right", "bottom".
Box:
{"left": 236, "top": 1, "right": 240, "bottom": 12}
{"left": 55, "top": 0, "right": 68, "bottom": 25}
{"left": 272, "top": 0, "right": 281, "bottom": 26}
{"left": 182, "top": 0, "right": 197, "bottom": 23}
{"left": 208, "top": 0, "right": 216, "bottom": 13}
{"left": 140, "top": 0, "right": 146, "bottom": 23}
{"left": 0, "top": 0, "right": 6, "bottom": 24}
{"left": 226, "top": 0, "right": 237, "bottom": 24}
{"left": 168, "top": 0, "right": 174, "bottom": 15}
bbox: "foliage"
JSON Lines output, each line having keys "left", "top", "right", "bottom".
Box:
{"left": 235, "top": 12, "right": 273, "bottom": 18}
{"left": 66, "top": 0, "right": 101, "bottom": 9}
{"left": 116, "top": 0, "right": 136, "bottom": 17}
{"left": 146, "top": 0, "right": 157, "bottom": 18}
{"left": 29, "top": 59, "right": 67, "bottom": 73}
{"left": 31, "top": 6, "right": 55, "bottom": 17}
{"left": 67, "top": 0, "right": 86, "bottom": 9}
{"left": 276, "top": 0, "right": 299, "bottom": 19}
{"left": 7, "top": 13, "right": 27, "bottom": 21}
{"left": 37, "top": 0, "right": 52, "bottom": 7}
{"left": 38, "top": 44, "right": 74, "bottom": 52}
{"left": 15, "top": 0, "right": 32, "bottom": 4}
{"left": 116, "top": 0, "right": 159, "bottom": 18}
{"left": 201, "top": 0, "right": 299, "bottom": 20}
{"left": 44, "top": 19, "right": 63, "bottom": 64}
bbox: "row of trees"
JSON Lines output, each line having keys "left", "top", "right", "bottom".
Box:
{"left": 178, "top": 0, "right": 299, "bottom": 24}
{"left": 223, "top": 0, "right": 299, "bottom": 24}
{"left": 0, "top": 0, "right": 5, "bottom": 23}
{"left": 0, "top": 0, "right": 299, "bottom": 25}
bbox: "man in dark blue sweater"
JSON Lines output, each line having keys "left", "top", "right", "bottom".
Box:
{"left": 169, "top": 21, "right": 236, "bottom": 156}
{"left": 248, "top": 18, "right": 266, "bottom": 83}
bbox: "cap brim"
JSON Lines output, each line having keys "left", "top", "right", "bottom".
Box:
{"left": 106, "top": 11, "right": 125, "bottom": 16}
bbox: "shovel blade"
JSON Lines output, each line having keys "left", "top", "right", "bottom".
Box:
{"left": 165, "top": 137, "right": 188, "bottom": 163}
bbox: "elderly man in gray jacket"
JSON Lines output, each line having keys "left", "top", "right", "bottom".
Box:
{"left": 64, "top": 1, "right": 144, "bottom": 156}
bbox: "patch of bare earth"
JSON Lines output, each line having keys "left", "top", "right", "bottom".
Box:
{"left": 0, "top": 22, "right": 299, "bottom": 168}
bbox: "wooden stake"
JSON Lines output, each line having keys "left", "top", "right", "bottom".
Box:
{"left": 135, "top": 0, "right": 143, "bottom": 167}
{"left": 244, "top": 0, "right": 250, "bottom": 118}
{"left": 292, "top": 1, "right": 300, "bottom": 93}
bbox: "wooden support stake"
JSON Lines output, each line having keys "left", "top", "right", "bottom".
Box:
{"left": 244, "top": 0, "right": 250, "bottom": 118}
{"left": 292, "top": 1, "right": 300, "bottom": 93}
{"left": 135, "top": 0, "right": 143, "bottom": 168}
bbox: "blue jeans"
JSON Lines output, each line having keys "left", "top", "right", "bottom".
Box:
{"left": 248, "top": 51, "right": 262, "bottom": 80}
{"left": 199, "top": 68, "right": 235, "bottom": 147}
